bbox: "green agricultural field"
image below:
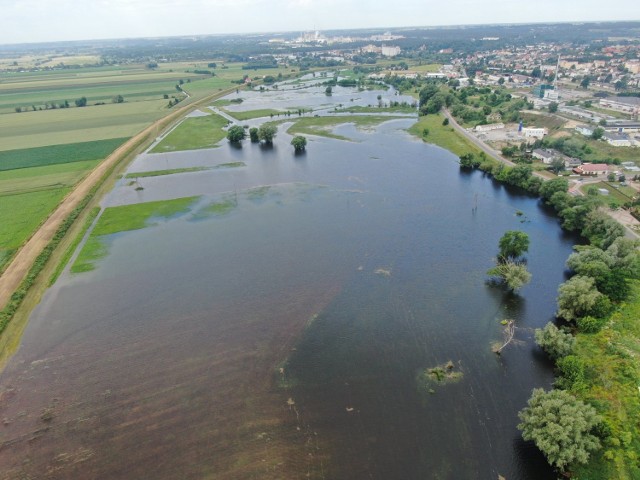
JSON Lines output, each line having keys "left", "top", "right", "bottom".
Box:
{"left": 0, "top": 100, "right": 169, "bottom": 150}
{"left": 287, "top": 115, "right": 404, "bottom": 141}
{"left": 150, "top": 113, "right": 228, "bottom": 152}
{"left": 72, "top": 196, "right": 200, "bottom": 272}
{"left": 0, "top": 138, "right": 126, "bottom": 170}
{"left": 0, "top": 159, "right": 99, "bottom": 195}
{"left": 0, "top": 188, "right": 71, "bottom": 271}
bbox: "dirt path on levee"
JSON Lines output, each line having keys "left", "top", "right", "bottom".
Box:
{"left": 0, "top": 89, "right": 234, "bottom": 310}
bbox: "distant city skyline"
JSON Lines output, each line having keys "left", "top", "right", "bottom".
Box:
{"left": 1, "top": 0, "right": 639, "bottom": 45}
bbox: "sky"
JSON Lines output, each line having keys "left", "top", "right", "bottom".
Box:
{"left": 1, "top": 0, "right": 639, "bottom": 45}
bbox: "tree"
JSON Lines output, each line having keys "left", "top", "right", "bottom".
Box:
{"left": 291, "top": 136, "right": 307, "bottom": 152}
{"left": 591, "top": 127, "right": 604, "bottom": 140}
{"left": 580, "top": 76, "right": 591, "bottom": 89}
{"left": 549, "top": 157, "right": 565, "bottom": 174}
{"left": 112, "top": 94, "right": 124, "bottom": 104}
{"left": 487, "top": 261, "right": 531, "bottom": 291}
{"left": 534, "top": 322, "right": 575, "bottom": 360}
{"left": 548, "top": 102, "right": 558, "bottom": 113}
{"left": 498, "top": 231, "right": 530, "bottom": 260}
{"left": 258, "top": 124, "right": 277, "bottom": 144}
{"left": 518, "top": 388, "right": 601, "bottom": 471}
{"left": 442, "top": 118, "right": 449, "bottom": 126}
{"left": 540, "top": 177, "right": 568, "bottom": 201}
{"left": 325, "top": 85, "right": 332, "bottom": 96}
{"left": 557, "top": 275, "right": 602, "bottom": 321}
{"left": 226, "top": 125, "right": 246, "bottom": 143}
{"left": 459, "top": 153, "right": 479, "bottom": 169}
{"left": 249, "top": 127, "right": 259, "bottom": 143}
{"left": 75, "top": 96, "right": 87, "bottom": 107}
{"left": 607, "top": 172, "right": 616, "bottom": 182}
{"left": 518, "top": 388, "right": 602, "bottom": 470}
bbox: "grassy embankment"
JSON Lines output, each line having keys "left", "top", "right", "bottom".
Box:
{"left": 287, "top": 115, "right": 405, "bottom": 141}
{"left": 570, "top": 280, "right": 640, "bottom": 479}
{"left": 72, "top": 196, "right": 199, "bottom": 273}
{"left": 150, "top": 113, "right": 228, "bottom": 153}
{"left": 408, "top": 113, "right": 490, "bottom": 161}
{"left": 0, "top": 139, "right": 127, "bottom": 272}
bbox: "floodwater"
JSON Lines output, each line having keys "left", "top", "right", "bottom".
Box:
{"left": 0, "top": 81, "right": 577, "bottom": 479}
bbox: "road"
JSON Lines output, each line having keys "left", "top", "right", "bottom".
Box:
{"left": 442, "top": 109, "right": 640, "bottom": 239}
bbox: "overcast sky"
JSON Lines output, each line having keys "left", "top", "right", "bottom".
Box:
{"left": 1, "top": 0, "right": 638, "bottom": 45}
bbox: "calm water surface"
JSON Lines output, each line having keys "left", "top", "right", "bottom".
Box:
{"left": 0, "top": 86, "right": 577, "bottom": 479}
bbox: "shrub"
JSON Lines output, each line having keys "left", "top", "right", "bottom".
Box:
{"left": 534, "top": 322, "right": 575, "bottom": 359}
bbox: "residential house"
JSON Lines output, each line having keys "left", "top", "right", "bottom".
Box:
{"left": 573, "top": 163, "right": 612, "bottom": 176}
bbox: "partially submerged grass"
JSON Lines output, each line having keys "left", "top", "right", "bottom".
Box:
{"left": 92, "top": 196, "right": 199, "bottom": 236}
{"left": 71, "top": 196, "right": 200, "bottom": 273}
{"left": 417, "top": 360, "right": 464, "bottom": 394}
{"left": 49, "top": 207, "right": 100, "bottom": 283}
{"left": 150, "top": 113, "right": 228, "bottom": 153}
{"left": 222, "top": 108, "right": 283, "bottom": 121}
{"left": 191, "top": 196, "right": 237, "bottom": 220}
{"left": 335, "top": 105, "right": 416, "bottom": 114}
{"left": 125, "top": 167, "right": 211, "bottom": 178}
{"left": 213, "top": 162, "right": 246, "bottom": 169}
{"left": 287, "top": 115, "right": 404, "bottom": 141}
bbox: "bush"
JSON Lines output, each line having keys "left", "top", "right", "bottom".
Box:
{"left": 556, "top": 355, "right": 587, "bottom": 390}
{"left": 534, "top": 322, "right": 575, "bottom": 359}
{"left": 576, "top": 315, "right": 607, "bottom": 334}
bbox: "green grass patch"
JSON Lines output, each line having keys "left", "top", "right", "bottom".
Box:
{"left": 408, "top": 114, "right": 487, "bottom": 160}
{"left": 223, "top": 108, "right": 283, "bottom": 121}
{"left": 124, "top": 166, "right": 211, "bottom": 178}
{"left": 334, "top": 105, "right": 417, "bottom": 114}
{"left": 71, "top": 196, "right": 200, "bottom": 273}
{"left": 150, "top": 114, "right": 228, "bottom": 153}
{"left": 0, "top": 138, "right": 126, "bottom": 171}
{"left": 50, "top": 207, "right": 100, "bottom": 282}
{"left": 580, "top": 182, "right": 636, "bottom": 206}
{"left": 287, "top": 115, "right": 403, "bottom": 141}
{"left": 213, "top": 162, "right": 246, "bottom": 169}
{"left": 570, "top": 280, "right": 640, "bottom": 479}
{"left": 0, "top": 188, "right": 70, "bottom": 271}
{"left": 92, "top": 196, "right": 199, "bottom": 236}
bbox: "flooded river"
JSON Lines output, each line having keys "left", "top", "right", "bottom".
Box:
{"left": 0, "top": 80, "right": 576, "bottom": 479}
